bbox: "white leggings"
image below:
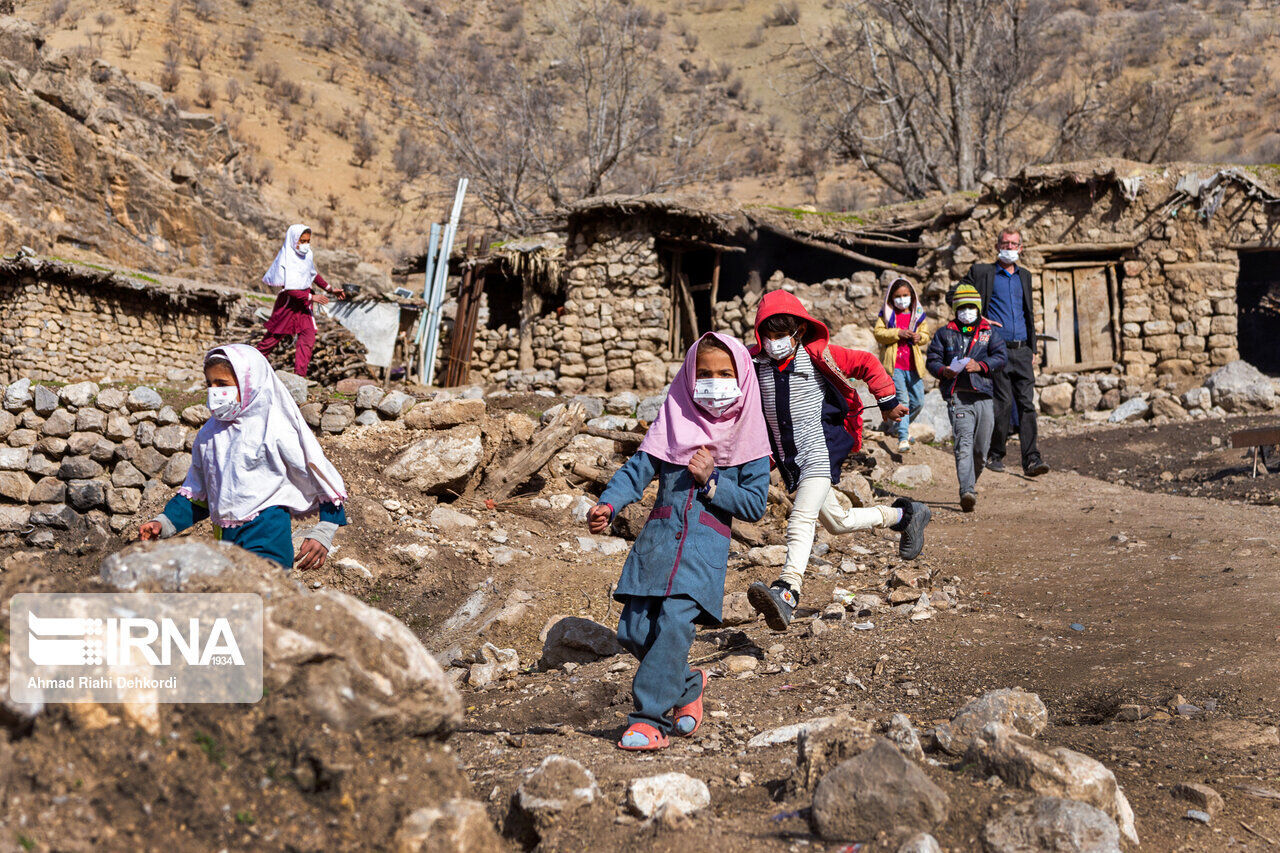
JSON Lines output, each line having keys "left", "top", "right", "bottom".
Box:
{"left": 778, "top": 477, "right": 895, "bottom": 593}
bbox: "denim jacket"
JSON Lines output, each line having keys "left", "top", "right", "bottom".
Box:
{"left": 598, "top": 451, "right": 769, "bottom": 624}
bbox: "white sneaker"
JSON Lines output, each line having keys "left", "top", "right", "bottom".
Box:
{"left": 897, "top": 440, "right": 911, "bottom": 454}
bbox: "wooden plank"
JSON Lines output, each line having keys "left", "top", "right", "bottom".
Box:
{"left": 1056, "top": 268, "right": 1077, "bottom": 364}
{"left": 675, "top": 270, "right": 698, "bottom": 349}
{"left": 1041, "top": 360, "right": 1117, "bottom": 375}
{"left": 1106, "top": 265, "right": 1121, "bottom": 362}
{"left": 1028, "top": 241, "right": 1138, "bottom": 253}
{"left": 1230, "top": 427, "right": 1280, "bottom": 448}
{"left": 1041, "top": 269, "right": 1063, "bottom": 366}
{"left": 1074, "top": 266, "right": 1111, "bottom": 363}
{"left": 709, "top": 250, "right": 721, "bottom": 331}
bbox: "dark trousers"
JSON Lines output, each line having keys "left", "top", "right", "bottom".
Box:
{"left": 991, "top": 344, "right": 1041, "bottom": 469}
{"left": 616, "top": 595, "right": 704, "bottom": 735}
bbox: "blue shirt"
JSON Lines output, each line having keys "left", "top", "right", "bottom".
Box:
{"left": 987, "top": 266, "right": 1027, "bottom": 342}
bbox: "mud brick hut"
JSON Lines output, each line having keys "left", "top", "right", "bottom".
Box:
{"left": 438, "top": 160, "right": 1280, "bottom": 395}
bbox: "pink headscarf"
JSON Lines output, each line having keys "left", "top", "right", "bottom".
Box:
{"left": 637, "top": 332, "right": 772, "bottom": 468}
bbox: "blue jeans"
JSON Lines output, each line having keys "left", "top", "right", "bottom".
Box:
{"left": 892, "top": 367, "right": 925, "bottom": 440}
{"left": 616, "top": 595, "right": 705, "bottom": 734}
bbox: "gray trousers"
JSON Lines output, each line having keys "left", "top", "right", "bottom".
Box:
{"left": 948, "top": 393, "right": 994, "bottom": 497}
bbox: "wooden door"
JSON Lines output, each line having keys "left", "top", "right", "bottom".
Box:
{"left": 1073, "top": 267, "right": 1112, "bottom": 363}
{"left": 1041, "top": 269, "right": 1072, "bottom": 366}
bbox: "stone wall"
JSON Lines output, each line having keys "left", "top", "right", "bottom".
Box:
{"left": 0, "top": 269, "right": 234, "bottom": 385}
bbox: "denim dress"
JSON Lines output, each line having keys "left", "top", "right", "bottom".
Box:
{"left": 598, "top": 451, "right": 770, "bottom": 625}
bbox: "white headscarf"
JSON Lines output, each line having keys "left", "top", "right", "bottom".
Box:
{"left": 262, "top": 224, "right": 317, "bottom": 291}
{"left": 179, "top": 344, "right": 347, "bottom": 527}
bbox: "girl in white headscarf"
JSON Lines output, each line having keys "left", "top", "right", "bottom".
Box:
{"left": 139, "top": 344, "right": 348, "bottom": 571}
{"left": 255, "top": 224, "right": 345, "bottom": 377}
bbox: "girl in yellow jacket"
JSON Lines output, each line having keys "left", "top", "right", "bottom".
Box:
{"left": 873, "top": 277, "right": 932, "bottom": 453}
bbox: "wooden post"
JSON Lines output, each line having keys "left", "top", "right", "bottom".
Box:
{"left": 444, "top": 234, "right": 479, "bottom": 387}
{"left": 1106, "top": 265, "right": 1122, "bottom": 362}
{"left": 457, "top": 232, "right": 487, "bottom": 386}
{"left": 709, "top": 250, "right": 722, "bottom": 330}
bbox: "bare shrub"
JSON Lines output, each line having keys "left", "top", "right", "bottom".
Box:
{"left": 116, "top": 29, "right": 140, "bottom": 57}
{"left": 326, "top": 62, "right": 342, "bottom": 83}
{"left": 194, "top": 0, "right": 217, "bottom": 22}
{"left": 238, "top": 29, "right": 260, "bottom": 66}
{"left": 744, "top": 25, "right": 764, "bottom": 48}
{"left": 392, "top": 127, "right": 428, "bottom": 179}
{"left": 121, "top": 0, "right": 139, "bottom": 14}
{"left": 45, "top": 0, "right": 69, "bottom": 25}
{"left": 186, "top": 34, "right": 209, "bottom": 69}
{"left": 276, "top": 79, "right": 304, "bottom": 104}
{"left": 196, "top": 73, "right": 217, "bottom": 107}
{"left": 763, "top": 1, "right": 799, "bottom": 27}
{"left": 224, "top": 77, "right": 241, "bottom": 104}
{"left": 257, "top": 61, "right": 281, "bottom": 88}
{"left": 497, "top": 6, "right": 523, "bottom": 32}
{"left": 94, "top": 11, "right": 115, "bottom": 31}
{"left": 351, "top": 119, "right": 378, "bottom": 166}
{"left": 159, "top": 58, "right": 181, "bottom": 92}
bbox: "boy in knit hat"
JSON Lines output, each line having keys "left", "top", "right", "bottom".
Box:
{"left": 925, "top": 284, "right": 1007, "bottom": 512}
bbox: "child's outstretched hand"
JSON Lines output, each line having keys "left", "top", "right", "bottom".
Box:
{"left": 688, "top": 447, "right": 714, "bottom": 485}
{"left": 138, "top": 521, "right": 162, "bottom": 541}
{"left": 296, "top": 538, "right": 329, "bottom": 571}
{"left": 883, "top": 403, "right": 909, "bottom": 423}
{"left": 586, "top": 504, "right": 611, "bottom": 534}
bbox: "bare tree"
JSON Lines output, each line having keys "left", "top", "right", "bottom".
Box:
{"left": 796, "top": 0, "right": 1048, "bottom": 198}
{"left": 416, "top": 0, "right": 722, "bottom": 232}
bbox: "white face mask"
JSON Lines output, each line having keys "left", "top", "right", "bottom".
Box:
{"left": 892, "top": 296, "right": 912, "bottom": 311}
{"left": 207, "top": 386, "right": 242, "bottom": 421}
{"left": 764, "top": 335, "right": 795, "bottom": 361}
{"left": 956, "top": 307, "right": 979, "bottom": 326}
{"left": 296, "top": 241, "right": 311, "bottom": 255}
{"left": 997, "top": 248, "right": 1019, "bottom": 264}
{"left": 693, "top": 378, "right": 741, "bottom": 417}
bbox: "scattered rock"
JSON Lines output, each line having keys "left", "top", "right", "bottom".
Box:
{"left": 720, "top": 592, "right": 755, "bottom": 626}
{"left": 810, "top": 738, "right": 949, "bottom": 843}
{"left": 378, "top": 391, "right": 416, "bottom": 418}
{"left": 627, "top": 773, "right": 710, "bottom": 818}
{"left": 467, "top": 643, "right": 519, "bottom": 688}
{"left": 886, "top": 713, "right": 925, "bottom": 761}
{"left": 750, "top": 716, "right": 839, "bottom": 749}
{"left": 384, "top": 426, "right": 484, "bottom": 495}
{"left": 794, "top": 715, "right": 877, "bottom": 791}
{"left": 932, "top": 688, "right": 1048, "bottom": 755}
{"left": 275, "top": 370, "right": 309, "bottom": 405}
{"left": 429, "top": 505, "right": 478, "bottom": 532}
{"left": 897, "top": 833, "right": 943, "bottom": 853}
{"left": 1039, "top": 384, "right": 1074, "bottom": 416}
{"left": 916, "top": 390, "right": 953, "bottom": 443}
{"left": 1205, "top": 359, "right": 1276, "bottom": 412}
{"left": 404, "top": 398, "right": 486, "bottom": 430}
{"left": 1107, "top": 397, "right": 1149, "bottom": 423}
{"left": 1171, "top": 782, "right": 1223, "bottom": 816}
{"left": 966, "top": 723, "right": 1138, "bottom": 845}
{"left": 1183, "top": 809, "right": 1212, "bottom": 825}
{"left": 748, "top": 544, "right": 788, "bottom": 566}
{"left": 321, "top": 403, "right": 356, "bottom": 434}
{"left": 392, "top": 799, "right": 501, "bottom": 853}
{"left": 3, "top": 379, "right": 32, "bottom": 412}
{"left": 515, "top": 755, "right": 600, "bottom": 829}
{"left": 355, "top": 385, "right": 386, "bottom": 410}
{"left": 539, "top": 616, "right": 624, "bottom": 669}
{"left": 982, "top": 797, "right": 1121, "bottom": 853}
{"left": 891, "top": 464, "right": 933, "bottom": 489}
{"left": 32, "top": 385, "right": 59, "bottom": 415}
{"left": 725, "top": 654, "right": 759, "bottom": 675}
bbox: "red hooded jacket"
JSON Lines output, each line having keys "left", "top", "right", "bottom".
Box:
{"left": 750, "top": 290, "right": 899, "bottom": 452}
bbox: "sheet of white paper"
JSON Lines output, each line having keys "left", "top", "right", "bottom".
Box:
{"left": 948, "top": 356, "right": 970, "bottom": 372}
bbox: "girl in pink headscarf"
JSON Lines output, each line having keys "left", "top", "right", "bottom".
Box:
{"left": 586, "top": 332, "right": 771, "bottom": 751}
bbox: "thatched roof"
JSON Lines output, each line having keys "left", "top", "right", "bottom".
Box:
{"left": 567, "top": 193, "right": 745, "bottom": 243}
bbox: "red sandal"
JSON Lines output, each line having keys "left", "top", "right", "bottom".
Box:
{"left": 673, "top": 668, "right": 708, "bottom": 737}
{"left": 618, "top": 722, "right": 669, "bottom": 751}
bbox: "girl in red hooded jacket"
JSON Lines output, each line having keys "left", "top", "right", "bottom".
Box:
{"left": 745, "top": 291, "right": 933, "bottom": 631}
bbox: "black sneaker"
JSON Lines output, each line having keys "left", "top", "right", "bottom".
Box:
{"left": 1024, "top": 460, "right": 1050, "bottom": 477}
{"left": 986, "top": 456, "right": 1006, "bottom": 473}
{"left": 890, "top": 498, "right": 931, "bottom": 560}
{"left": 960, "top": 492, "right": 977, "bottom": 513}
{"left": 748, "top": 581, "right": 797, "bottom": 631}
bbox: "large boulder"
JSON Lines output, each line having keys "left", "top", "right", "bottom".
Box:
{"left": 539, "top": 616, "right": 623, "bottom": 669}
{"left": 1039, "top": 384, "right": 1073, "bottom": 416}
{"left": 966, "top": 723, "right": 1138, "bottom": 846}
{"left": 810, "top": 738, "right": 949, "bottom": 844}
{"left": 384, "top": 425, "right": 484, "bottom": 495}
{"left": 100, "top": 541, "right": 463, "bottom": 737}
{"left": 932, "top": 688, "right": 1047, "bottom": 755}
{"left": 916, "top": 390, "right": 953, "bottom": 443}
{"left": 1205, "top": 360, "right": 1276, "bottom": 412}
{"left": 982, "top": 797, "right": 1121, "bottom": 853}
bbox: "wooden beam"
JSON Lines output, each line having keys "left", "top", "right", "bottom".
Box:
{"left": 1028, "top": 241, "right": 1138, "bottom": 254}
{"left": 478, "top": 403, "right": 588, "bottom": 500}
{"left": 1043, "top": 260, "right": 1119, "bottom": 269}
{"left": 835, "top": 235, "right": 925, "bottom": 249}
{"left": 1227, "top": 243, "right": 1280, "bottom": 251}
{"left": 756, "top": 223, "right": 927, "bottom": 277}
{"left": 1041, "top": 360, "right": 1116, "bottom": 375}
{"left": 1106, "top": 265, "right": 1121, "bottom": 363}
{"left": 657, "top": 237, "right": 747, "bottom": 254}
{"left": 583, "top": 426, "right": 644, "bottom": 444}
{"left": 1230, "top": 427, "right": 1280, "bottom": 449}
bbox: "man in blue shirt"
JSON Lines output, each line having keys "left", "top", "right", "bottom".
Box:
{"left": 952, "top": 228, "right": 1050, "bottom": 477}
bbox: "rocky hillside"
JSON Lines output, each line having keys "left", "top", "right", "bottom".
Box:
{"left": 0, "top": 19, "right": 278, "bottom": 281}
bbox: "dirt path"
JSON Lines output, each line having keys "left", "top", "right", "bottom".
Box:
{"left": 443, "top": 441, "right": 1280, "bottom": 851}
